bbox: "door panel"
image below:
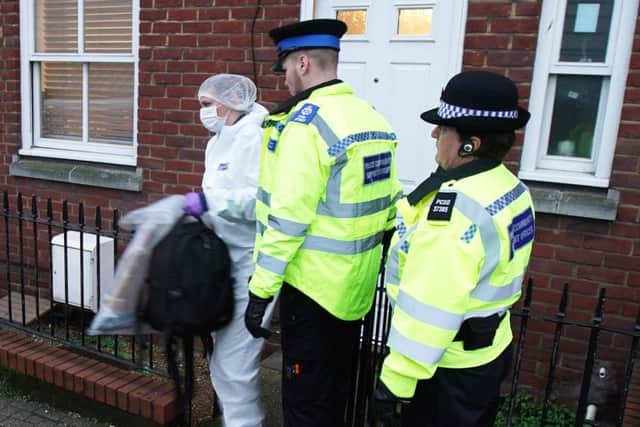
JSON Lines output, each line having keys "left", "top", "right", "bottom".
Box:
{"left": 312, "top": 0, "right": 466, "bottom": 191}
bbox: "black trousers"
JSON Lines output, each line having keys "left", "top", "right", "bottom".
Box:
{"left": 401, "top": 345, "right": 513, "bottom": 427}
{"left": 280, "top": 283, "right": 361, "bottom": 427}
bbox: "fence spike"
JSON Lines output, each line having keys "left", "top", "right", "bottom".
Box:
{"left": 31, "top": 195, "right": 38, "bottom": 218}
{"left": 616, "top": 307, "right": 640, "bottom": 426}
{"left": 559, "top": 282, "right": 569, "bottom": 314}
{"left": 79, "top": 203, "right": 84, "bottom": 226}
{"left": 507, "top": 277, "right": 533, "bottom": 426}
{"left": 575, "top": 288, "right": 606, "bottom": 427}
{"left": 523, "top": 277, "right": 533, "bottom": 309}
{"left": 62, "top": 200, "right": 68, "bottom": 224}
{"left": 46, "top": 198, "right": 52, "bottom": 221}
{"left": 540, "top": 282, "right": 569, "bottom": 426}
{"left": 31, "top": 195, "right": 41, "bottom": 331}
{"left": 2, "top": 191, "right": 8, "bottom": 213}
{"left": 17, "top": 193, "right": 23, "bottom": 216}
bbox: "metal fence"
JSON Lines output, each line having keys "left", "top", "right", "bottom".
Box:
{"left": 0, "top": 191, "right": 160, "bottom": 373}
{"left": 2, "top": 191, "right": 640, "bottom": 426}
{"left": 345, "top": 264, "right": 640, "bottom": 426}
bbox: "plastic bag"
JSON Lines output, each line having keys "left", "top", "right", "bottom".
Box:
{"left": 87, "top": 195, "right": 185, "bottom": 335}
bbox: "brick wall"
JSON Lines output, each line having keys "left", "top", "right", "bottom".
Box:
{"left": 466, "top": 1, "right": 640, "bottom": 417}
{"left": 0, "top": 0, "right": 299, "bottom": 214}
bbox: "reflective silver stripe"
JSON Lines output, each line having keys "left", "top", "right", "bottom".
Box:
{"left": 316, "top": 155, "right": 393, "bottom": 218}
{"left": 257, "top": 252, "right": 288, "bottom": 276}
{"left": 311, "top": 114, "right": 340, "bottom": 148}
{"left": 472, "top": 275, "right": 524, "bottom": 302}
{"left": 387, "top": 325, "right": 446, "bottom": 366}
{"left": 448, "top": 189, "right": 522, "bottom": 302}
{"left": 395, "top": 290, "right": 463, "bottom": 331}
{"left": 257, "top": 187, "right": 270, "bottom": 206}
{"left": 268, "top": 215, "right": 309, "bottom": 237}
{"left": 311, "top": 114, "right": 395, "bottom": 218}
{"left": 317, "top": 195, "right": 393, "bottom": 218}
{"left": 257, "top": 220, "right": 266, "bottom": 235}
{"left": 301, "top": 231, "right": 383, "bottom": 255}
{"left": 385, "top": 243, "right": 401, "bottom": 285}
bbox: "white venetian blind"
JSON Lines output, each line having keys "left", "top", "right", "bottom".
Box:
{"left": 34, "top": 0, "right": 134, "bottom": 146}
{"left": 84, "top": 0, "right": 132, "bottom": 53}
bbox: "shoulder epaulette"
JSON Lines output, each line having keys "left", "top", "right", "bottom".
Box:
{"left": 289, "top": 103, "right": 319, "bottom": 124}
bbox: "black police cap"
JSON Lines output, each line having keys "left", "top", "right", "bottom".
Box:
{"left": 268, "top": 19, "right": 347, "bottom": 72}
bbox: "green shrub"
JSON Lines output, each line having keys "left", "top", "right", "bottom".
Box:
{"left": 495, "top": 392, "right": 576, "bottom": 427}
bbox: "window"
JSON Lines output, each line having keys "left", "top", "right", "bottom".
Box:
{"left": 20, "top": 0, "right": 138, "bottom": 166}
{"left": 336, "top": 9, "right": 367, "bottom": 35}
{"left": 519, "top": 0, "right": 637, "bottom": 187}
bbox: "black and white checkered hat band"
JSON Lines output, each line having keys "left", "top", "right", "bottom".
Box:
{"left": 437, "top": 101, "right": 519, "bottom": 120}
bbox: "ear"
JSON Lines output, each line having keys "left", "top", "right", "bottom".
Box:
{"left": 470, "top": 136, "right": 482, "bottom": 152}
{"left": 297, "top": 54, "right": 311, "bottom": 75}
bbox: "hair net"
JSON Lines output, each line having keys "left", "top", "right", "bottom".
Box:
{"left": 197, "top": 74, "right": 257, "bottom": 112}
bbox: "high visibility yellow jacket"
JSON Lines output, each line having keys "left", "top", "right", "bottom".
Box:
{"left": 249, "top": 80, "right": 402, "bottom": 320}
{"left": 380, "top": 160, "right": 535, "bottom": 398}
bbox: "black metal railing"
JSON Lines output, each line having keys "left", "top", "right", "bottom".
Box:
{"left": 4, "top": 190, "right": 640, "bottom": 426}
{"left": 346, "top": 277, "right": 640, "bottom": 427}
{"left": 1, "top": 191, "right": 159, "bottom": 374}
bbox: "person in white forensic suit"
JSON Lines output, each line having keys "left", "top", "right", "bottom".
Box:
{"left": 182, "top": 73, "right": 275, "bottom": 427}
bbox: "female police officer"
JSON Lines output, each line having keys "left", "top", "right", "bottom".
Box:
{"left": 374, "top": 71, "right": 535, "bottom": 427}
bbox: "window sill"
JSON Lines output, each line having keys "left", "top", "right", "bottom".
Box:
{"left": 525, "top": 181, "right": 620, "bottom": 221}
{"left": 10, "top": 156, "right": 143, "bottom": 192}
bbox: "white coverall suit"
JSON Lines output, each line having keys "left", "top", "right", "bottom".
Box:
{"left": 200, "top": 102, "right": 275, "bottom": 427}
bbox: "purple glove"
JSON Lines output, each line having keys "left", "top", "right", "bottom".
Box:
{"left": 183, "top": 192, "right": 208, "bottom": 216}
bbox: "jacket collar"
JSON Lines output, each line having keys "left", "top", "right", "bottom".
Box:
{"left": 406, "top": 158, "right": 500, "bottom": 206}
{"left": 271, "top": 79, "right": 343, "bottom": 114}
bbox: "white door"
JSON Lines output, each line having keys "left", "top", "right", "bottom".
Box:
{"left": 304, "top": 0, "right": 467, "bottom": 191}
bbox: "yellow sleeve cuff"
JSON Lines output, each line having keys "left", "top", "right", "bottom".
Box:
{"left": 380, "top": 357, "right": 418, "bottom": 399}
{"left": 248, "top": 266, "right": 283, "bottom": 299}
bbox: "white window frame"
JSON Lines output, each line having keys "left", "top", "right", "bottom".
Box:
{"left": 519, "top": 0, "right": 638, "bottom": 188}
{"left": 19, "top": 0, "right": 139, "bottom": 167}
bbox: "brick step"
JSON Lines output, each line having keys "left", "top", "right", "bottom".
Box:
{"left": 0, "top": 326, "right": 178, "bottom": 425}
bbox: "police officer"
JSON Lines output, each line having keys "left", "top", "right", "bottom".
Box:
{"left": 373, "top": 71, "right": 535, "bottom": 427}
{"left": 243, "top": 19, "right": 402, "bottom": 426}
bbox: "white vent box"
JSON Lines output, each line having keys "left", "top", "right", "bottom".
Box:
{"left": 51, "top": 231, "right": 115, "bottom": 313}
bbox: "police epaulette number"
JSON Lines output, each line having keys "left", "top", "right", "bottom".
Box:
{"left": 427, "top": 192, "right": 457, "bottom": 221}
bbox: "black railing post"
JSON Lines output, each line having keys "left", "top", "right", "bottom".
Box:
{"left": 616, "top": 307, "right": 640, "bottom": 427}
{"left": 507, "top": 277, "right": 533, "bottom": 426}
{"left": 79, "top": 203, "right": 86, "bottom": 346}
{"left": 62, "top": 200, "right": 70, "bottom": 340}
{"left": 95, "top": 206, "right": 102, "bottom": 352}
{"left": 111, "top": 208, "right": 120, "bottom": 360}
{"left": 541, "top": 282, "right": 569, "bottom": 427}
{"left": 17, "top": 193, "right": 26, "bottom": 325}
{"left": 47, "top": 198, "right": 54, "bottom": 336}
{"left": 32, "top": 195, "right": 41, "bottom": 331}
{"left": 575, "top": 288, "right": 606, "bottom": 427}
{"left": 3, "top": 191, "right": 12, "bottom": 321}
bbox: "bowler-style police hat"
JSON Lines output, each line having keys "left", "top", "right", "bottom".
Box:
{"left": 268, "top": 19, "right": 347, "bottom": 72}
{"left": 421, "top": 71, "right": 530, "bottom": 133}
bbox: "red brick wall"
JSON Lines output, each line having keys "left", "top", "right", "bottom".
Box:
{"left": 467, "top": 0, "right": 640, "bottom": 321}
{"left": 467, "top": 1, "right": 640, "bottom": 415}
{"left": 0, "top": 0, "right": 299, "bottom": 215}
{"left": 0, "top": 1, "right": 20, "bottom": 190}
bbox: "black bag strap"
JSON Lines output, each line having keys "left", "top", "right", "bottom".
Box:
{"left": 165, "top": 333, "right": 195, "bottom": 426}
{"left": 183, "top": 335, "right": 194, "bottom": 427}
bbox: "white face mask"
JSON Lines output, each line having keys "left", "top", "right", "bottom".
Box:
{"left": 200, "top": 105, "right": 225, "bottom": 134}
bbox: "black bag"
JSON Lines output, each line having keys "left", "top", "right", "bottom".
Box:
{"left": 143, "top": 217, "right": 234, "bottom": 425}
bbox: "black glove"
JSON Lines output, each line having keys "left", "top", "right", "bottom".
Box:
{"left": 244, "top": 292, "right": 273, "bottom": 339}
{"left": 373, "top": 380, "right": 409, "bottom": 427}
